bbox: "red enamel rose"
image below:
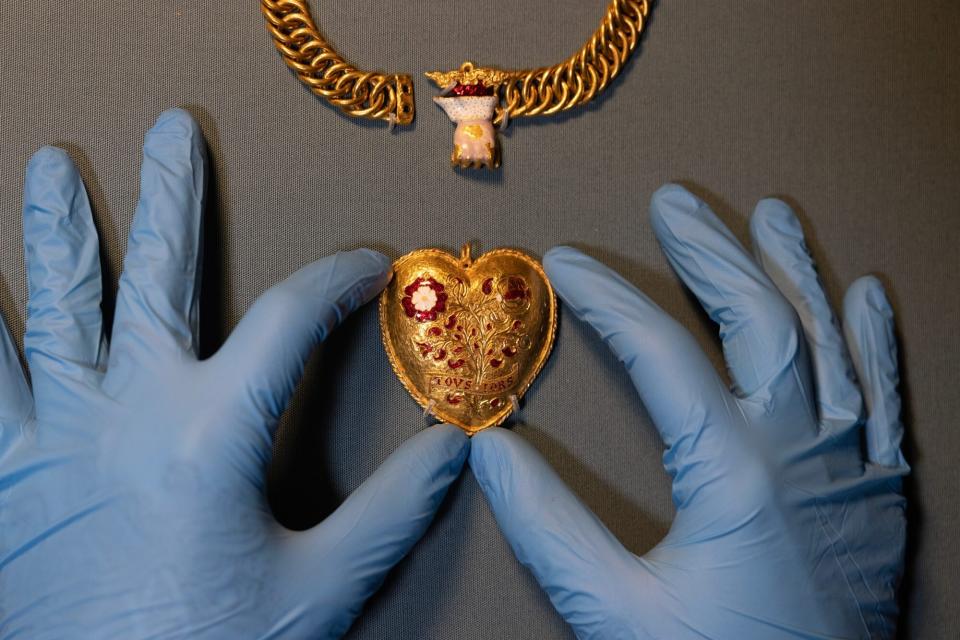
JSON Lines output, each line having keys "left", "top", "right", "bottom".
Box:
{"left": 502, "top": 276, "right": 529, "bottom": 301}
{"left": 402, "top": 277, "right": 448, "bottom": 322}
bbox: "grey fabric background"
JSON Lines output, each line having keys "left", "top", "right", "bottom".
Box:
{"left": 1, "top": 1, "right": 957, "bottom": 638}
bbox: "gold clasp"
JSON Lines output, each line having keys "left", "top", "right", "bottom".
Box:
{"left": 394, "top": 74, "right": 415, "bottom": 125}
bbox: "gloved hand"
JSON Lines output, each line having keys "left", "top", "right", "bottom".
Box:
{"left": 0, "top": 109, "right": 469, "bottom": 639}
{"left": 470, "top": 185, "right": 909, "bottom": 639}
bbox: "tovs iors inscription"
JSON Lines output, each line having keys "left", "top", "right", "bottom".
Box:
{"left": 380, "top": 247, "right": 557, "bottom": 435}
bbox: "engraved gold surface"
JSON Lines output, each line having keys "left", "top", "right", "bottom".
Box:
{"left": 424, "top": 62, "right": 513, "bottom": 91}
{"left": 380, "top": 245, "right": 557, "bottom": 435}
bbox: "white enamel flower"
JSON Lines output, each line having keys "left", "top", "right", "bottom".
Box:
{"left": 411, "top": 285, "right": 438, "bottom": 312}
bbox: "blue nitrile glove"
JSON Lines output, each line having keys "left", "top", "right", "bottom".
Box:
{"left": 470, "top": 185, "right": 909, "bottom": 639}
{"left": 0, "top": 109, "right": 469, "bottom": 639}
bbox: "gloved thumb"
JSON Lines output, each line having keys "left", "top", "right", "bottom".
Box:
{"left": 276, "top": 424, "right": 469, "bottom": 637}
{"left": 470, "top": 428, "right": 644, "bottom": 638}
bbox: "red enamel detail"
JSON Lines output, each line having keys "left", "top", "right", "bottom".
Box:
{"left": 502, "top": 346, "right": 517, "bottom": 358}
{"left": 489, "top": 358, "right": 503, "bottom": 368}
{"left": 448, "top": 359, "right": 466, "bottom": 370}
{"left": 503, "top": 276, "right": 529, "bottom": 301}
{"left": 451, "top": 81, "right": 494, "bottom": 97}
{"left": 482, "top": 278, "right": 494, "bottom": 295}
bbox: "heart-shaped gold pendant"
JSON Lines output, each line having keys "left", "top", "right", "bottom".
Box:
{"left": 380, "top": 244, "right": 557, "bottom": 435}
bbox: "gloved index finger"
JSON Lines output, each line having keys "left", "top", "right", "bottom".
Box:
{"left": 543, "top": 246, "right": 729, "bottom": 450}
{"left": 650, "top": 184, "right": 803, "bottom": 400}
{"left": 212, "top": 249, "right": 390, "bottom": 461}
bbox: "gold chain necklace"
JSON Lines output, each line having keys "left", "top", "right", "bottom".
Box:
{"left": 261, "top": 0, "right": 651, "bottom": 169}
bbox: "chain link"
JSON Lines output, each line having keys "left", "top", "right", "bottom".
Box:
{"left": 496, "top": 0, "right": 649, "bottom": 125}
{"left": 260, "top": 0, "right": 649, "bottom": 127}
{"left": 260, "top": 0, "right": 415, "bottom": 125}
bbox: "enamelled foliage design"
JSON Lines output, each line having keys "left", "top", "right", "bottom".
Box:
{"left": 404, "top": 272, "right": 533, "bottom": 411}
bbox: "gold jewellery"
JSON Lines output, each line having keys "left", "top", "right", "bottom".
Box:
{"left": 261, "top": 0, "right": 651, "bottom": 169}
{"left": 380, "top": 245, "right": 557, "bottom": 435}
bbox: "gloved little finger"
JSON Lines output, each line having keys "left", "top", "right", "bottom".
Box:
{"left": 843, "top": 276, "right": 908, "bottom": 470}
{"left": 470, "top": 428, "right": 642, "bottom": 638}
{"left": 274, "top": 424, "right": 469, "bottom": 637}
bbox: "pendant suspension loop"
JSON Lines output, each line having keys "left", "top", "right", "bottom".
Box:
{"left": 460, "top": 243, "right": 474, "bottom": 268}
